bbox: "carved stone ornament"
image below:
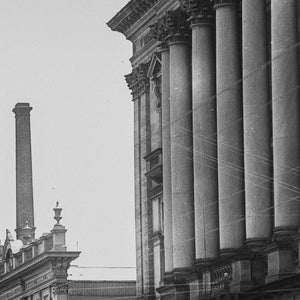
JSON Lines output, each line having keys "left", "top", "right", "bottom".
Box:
{"left": 153, "top": 78, "right": 162, "bottom": 112}
{"left": 125, "top": 63, "right": 150, "bottom": 99}
{"left": 150, "top": 16, "right": 169, "bottom": 50}
{"left": 51, "top": 258, "right": 70, "bottom": 279}
{"left": 52, "top": 282, "right": 69, "bottom": 295}
{"left": 186, "top": 0, "right": 214, "bottom": 25}
{"left": 165, "top": 9, "right": 190, "bottom": 44}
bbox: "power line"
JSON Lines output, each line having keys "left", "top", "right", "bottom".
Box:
{"left": 70, "top": 265, "right": 136, "bottom": 269}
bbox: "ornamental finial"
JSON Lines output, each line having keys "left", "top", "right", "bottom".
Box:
{"left": 53, "top": 202, "right": 63, "bottom": 225}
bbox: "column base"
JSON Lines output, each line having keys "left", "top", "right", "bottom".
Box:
{"left": 192, "top": 258, "right": 217, "bottom": 297}
{"left": 265, "top": 228, "right": 298, "bottom": 283}
{"left": 158, "top": 269, "right": 192, "bottom": 300}
{"left": 273, "top": 226, "right": 298, "bottom": 241}
{"left": 219, "top": 248, "right": 242, "bottom": 258}
{"left": 195, "top": 258, "right": 215, "bottom": 269}
{"left": 245, "top": 238, "right": 269, "bottom": 251}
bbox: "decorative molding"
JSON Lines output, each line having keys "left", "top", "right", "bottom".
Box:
{"left": 51, "top": 258, "right": 70, "bottom": 279}
{"left": 125, "top": 63, "right": 150, "bottom": 100}
{"left": 52, "top": 282, "right": 69, "bottom": 295}
{"left": 144, "top": 148, "right": 162, "bottom": 185}
{"left": 107, "top": 0, "right": 159, "bottom": 35}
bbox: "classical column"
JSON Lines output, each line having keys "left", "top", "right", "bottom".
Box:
{"left": 214, "top": 0, "right": 245, "bottom": 252}
{"left": 242, "top": 0, "right": 272, "bottom": 246}
{"left": 161, "top": 47, "right": 173, "bottom": 274}
{"left": 272, "top": 0, "right": 300, "bottom": 235}
{"left": 167, "top": 10, "right": 195, "bottom": 271}
{"left": 152, "top": 16, "right": 174, "bottom": 276}
{"left": 188, "top": 0, "right": 219, "bottom": 261}
{"left": 13, "top": 103, "right": 35, "bottom": 241}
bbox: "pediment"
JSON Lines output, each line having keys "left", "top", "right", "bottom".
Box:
{"left": 147, "top": 52, "right": 162, "bottom": 79}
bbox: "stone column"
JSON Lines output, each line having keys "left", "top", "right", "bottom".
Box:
{"left": 189, "top": 0, "right": 219, "bottom": 261}
{"left": 161, "top": 47, "right": 173, "bottom": 274}
{"left": 272, "top": 0, "right": 300, "bottom": 236}
{"left": 214, "top": 0, "right": 245, "bottom": 251}
{"left": 167, "top": 10, "right": 195, "bottom": 271}
{"left": 242, "top": 0, "right": 272, "bottom": 246}
{"left": 13, "top": 103, "right": 35, "bottom": 241}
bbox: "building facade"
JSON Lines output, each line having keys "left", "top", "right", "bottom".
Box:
{"left": 108, "top": 0, "right": 300, "bottom": 299}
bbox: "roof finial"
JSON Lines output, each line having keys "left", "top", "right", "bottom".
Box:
{"left": 53, "top": 202, "right": 62, "bottom": 225}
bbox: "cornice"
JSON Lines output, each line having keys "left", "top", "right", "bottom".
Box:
{"left": 0, "top": 251, "right": 80, "bottom": 287}
{"left": 107, "top": 0, "right": 159, "bottom": 36}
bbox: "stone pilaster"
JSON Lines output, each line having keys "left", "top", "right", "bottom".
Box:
{"left": 151, "top": 17, "right": 173, "bottom": 276}
{"left": 13, "top": 103, "right": 35, "bottom": 241}
{"left": 188, "top": 0, "right": 219, "bottom": 262}
{"left": 242, "top": 0, "right": 272, "bottom": 246}
{"left": 271, "top": 0, "right": 300, "bottom": 235}
{"left": 52, "top": 259, "right": 70, "bottom": 300}
{"left": 126, "top": 65, "right": 154, "bottom": 298}
{"left": 214, "top": 0, "right": 245, "bottom": 252}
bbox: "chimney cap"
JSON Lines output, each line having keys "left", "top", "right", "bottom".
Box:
{"left": 15, "top": 103, "right": 30, "bottom": 107}
{"left": 12, "top": 103, "right": 32, "bottom": 115}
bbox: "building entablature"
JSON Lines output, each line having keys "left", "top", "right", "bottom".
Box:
{"left": 108, "top": 0, "right": 181, "bottom": 67}
{"left": 106, "top": 0, "right": 159, "bottom": 36}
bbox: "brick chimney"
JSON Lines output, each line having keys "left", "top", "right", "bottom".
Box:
{"left": 13, "top": 103, "right": 35, "bottom": 242}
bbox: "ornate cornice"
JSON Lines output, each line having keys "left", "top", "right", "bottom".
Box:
{"left": 125, "top": 63, "right": 150, "bottom": 100}
{"left": 107, "top": 0, "right": 159, "bottom": 35}
{"left": 186, "top": 0, "right": 214, "bottom": 26}
{"left": 212, "top": 0, "right": 238, "bottom": 9}
{"left": 165, "top": 9, "right": 191, "bottom": 44}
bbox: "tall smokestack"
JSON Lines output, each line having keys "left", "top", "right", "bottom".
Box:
{"left": 13, "top": 103, "right": 35, "bottom": 241}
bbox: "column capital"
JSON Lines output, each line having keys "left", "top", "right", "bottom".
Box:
{"left": 187, "top": 0, "right": 214, "bottom": 26}
{"left": 212, "top": 0, "right": 237, "bottom": 9}
{"left": 125, "top": 63, "right": 150, "bottom": 100}
{"left": 150, "top": 16, "right": 169, "bottom": 51}
{"left": 165, "top": 9, "right": 190, "bottom": 44}
{"left": 52, "top": 282, "right": 69, "bottom": 295}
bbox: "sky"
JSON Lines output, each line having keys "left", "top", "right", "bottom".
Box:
{"left": 0, "top": 0, "right": 135, "bottom": 279}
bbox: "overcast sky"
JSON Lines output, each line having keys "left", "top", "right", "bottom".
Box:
{"left": 0, "top": 0, "right": 135, "bottom": 279}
